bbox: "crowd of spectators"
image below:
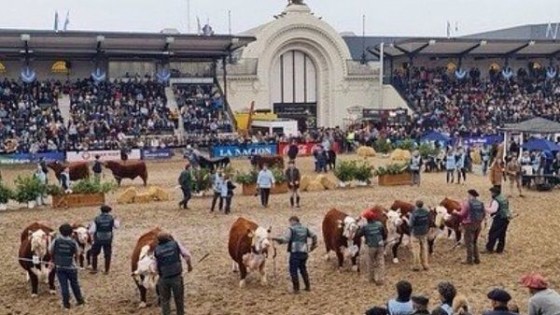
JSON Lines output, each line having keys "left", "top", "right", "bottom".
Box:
{"left": 174, "top": 83, "right": 233, "bottom": 135}
{"left": 392, "top": 65, "right": 560, "bottom": 134}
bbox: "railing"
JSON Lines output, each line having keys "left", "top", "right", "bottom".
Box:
{"left": 216, "top": 58, "right": 258, "bottom": 76}
{"left": 213, "top": 77, "right": 238, "bottom": 131}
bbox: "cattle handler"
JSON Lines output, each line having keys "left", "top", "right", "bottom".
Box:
{"left": 485, "top": 187, "right": 512, "bottom": 254}
{"left": 50, "top": 223, "right": 85, "bottom": 310}
{"left": 408, "top": 200, "right": 431, "bottom": 271}
{"left": 356, "top": 209, "right": 387, "bottom": 285}
{"left": 89, "top": 205, "right": 120, "bottom": 274}
{"left": 154, "top": 231, "right": 193, "bottom": 315}
{"left": 453, "top": 189, "right": 485, "bottom": 265}
{"left": 272, "top": 216, "right": 318, "bottom": 293}
{"left": 178, "top": 162, "right": 193, "bottom": 209}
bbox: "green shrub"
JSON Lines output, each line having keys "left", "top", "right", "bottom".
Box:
{"left": 270, "top": 167, "right": 287, "bottom": 184}
{"left": 72, "top": 178, "right": 116, "bottom": 194}
{"left": 334, "top": 160, "right": 357, "bottom": 182}
{"left": 396, "top": 139, "right": 416, "bottom": 151}
{"left": 374, "top": 163, "right": 409, "bottom": 176}
{"left": 354, "top": 162, "right": 374, "bottom": 183}
{"left": 191, "top": 168, "right": 212, "bottom": 192}
{"left": 234, "top": 169, "right": 259, "bottom": 185}
{"left": 0, "top": 182, "right": 13, "bottom": 203}
{"left": 14, "top": 175, "right": 46, "bottom": 203}
{"left": 418, "top": 142, "right": 440, "bottom": 159}
{"left": 46, "top": 184, "right": 64, "bottom": 196}
{"left": 374, "top": 138, "right": 393, "bottom": 154}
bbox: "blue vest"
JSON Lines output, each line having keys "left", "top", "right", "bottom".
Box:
{"left": 410, "top": 156, "right": 421, "bottom": 171}
{"left": 94, "top": 214, "right": 114, "bottom": 244}
{"left": 288, "top": 224, "right": 309, "bottom": 253}
{"left": 154, "top": 241, "right": 183, "bottom": 278}
{"left": 363, "top": 222, "right": 384, "bottom": 248}
{"left": 53, "top": 238, "right": 77, "bottom": 268}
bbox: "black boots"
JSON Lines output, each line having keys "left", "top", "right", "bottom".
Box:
{"left": 296, "top": 196, "right": 300, "bottom": 208}
{"left": 90, "top": 256, "right": 98, "bottom": 274}
{"left": 290, "top": 196, "right": 301, "bottom": 208}
{"left": 302, "top": 273, "right": 310, "bottom": 291}
{"left": 104, "top": 257, "right": 111, "bottom": 274}
{"left": 291, "top": 278, "right": 300, "bottom": 294}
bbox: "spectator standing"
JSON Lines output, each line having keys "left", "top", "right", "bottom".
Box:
{"left": 521, "top": 273, "right": 560, "bottom": 315}
{"left": 272, "top": 216, "right": 318, "bottom": 294}
{"left": 446, "top": 149, "right": 456, "bottom": 184}
{"left": 489, "top": 159, "right": 504, "bottom": 193}
{"left": 357, "top": 210, "right": 387, "bottom": 285}
{"left": 410, "top": 151, "right": 422, "bottom": 186}
{"left": 287, "top": 139, "right": 299, "bottom": 162}
{"left": 483, "top": 288, "right": 516, "bottom": 315}
{"left": 485, "top": 187, "right": 511, "bottom": 254}
{"left": 411, "top": 296, "right": 431, "bottom": 315}
{"left": 60, "top": 167, "right": 71, "bottom": 192}
{"left": 408, "top": 200, "right": 430, "bottom": 271}
{"left": 89, "top": 205, "right": 120, "bottom": 274}
{"left": 92, "top": 155, "right": 102, "bottom": 182}
{"left": 387, "top": 280, "right": 414, "bottom": 315}
{"left": 505, "top": 155, "right": 523, "bottom": 197}
{"left": 432, "top": 281, "right": 457, "bottom": 315}
{"left": 453, "top": 189, "right": 484, "bottom": 265}
{"left": 33, "top": 165, "right": 47, "bottom": 206}
{"left": 314, "top": 146, "right": 328, "bottom": 173}
{"left": 210, "top": 169, "right": 223, "bottom": 212}
{"left": 257, "top": 164, "right": 275, "bottom": 208}
{"left": 39, "top": 157, "right": 49, "bottom": 184}
{"left": 285, "top": 160, "right": 301, "bottom": 209}
{"left": 456, "top": 148, "right": 467, "bottom": 184}
{"left": 154, "top": 231, "right": 193, "bottom": 315}
{"left": 220, "top": 175, "right": 236, "bottom": 214}
{"left": 50, "top": 223, "right": 85, "bottom": 310}
{"left": 178, "top": 163, "right": 193, "bottom": 210}
{"left": 481, "top": 145, "right": 491, "bottom": 176}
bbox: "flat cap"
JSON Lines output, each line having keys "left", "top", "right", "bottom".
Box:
{"left": 487, "top": 288, "right": 512, "bottom": 303}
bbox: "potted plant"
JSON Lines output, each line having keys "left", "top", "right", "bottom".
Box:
{"left": 0, "top": 182, "right": 13, "bottom": 210}
{"left": 334, "top": 160, "right": 356, "bottom": 187}
{"left": 354, "top": 162, "right": 374, "bottom": 186}
{"left": 396, "top": 139, "right": 416, "bottom": 151}
{"left": 234, "top": 169, "right": 259, "bottom": 196}
{"left": 373, "top": 138, "right": 393, "bottom": 155}
{"left": 191, "top": 168, "right": 212, "bottom": 197}
{"left": 14, "top": 175, "right": 46, "bottom": 209}
{"left": 374, "top": 163, "right": 412, "bottom": 186}
{"left": 270, "top": 167, "right": 288, "bottom": 194}
{"left": 52, "top": 178, "right": 115, "bottom": 209}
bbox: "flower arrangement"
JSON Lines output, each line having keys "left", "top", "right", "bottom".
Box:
{"left": 374, "top": 163, "right": 410, "bottom": 177}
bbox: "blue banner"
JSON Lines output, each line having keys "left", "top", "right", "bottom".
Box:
{"left": 459, "top": 135, "right": 503, "bottom": 146}
{"left": 141, "top": 148, "right": 174, "bottom": 160}
{"left": 211, "top": 144, "right": 278, "bottom": 158}
{"left": 0, "top": 152, "right": 65, "bottom": 165}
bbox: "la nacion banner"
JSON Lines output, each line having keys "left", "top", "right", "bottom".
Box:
{"left": 211, "top": 144, "right": 277, "bottom": 158}
{"left": 278, "top": 142, "right": 340, "bottom": 157}
{"left": 0, "top": 152, "right": 65, "bottom": 165}
{"left": 141, "top": 148, "right": 174, "bottom": 160}
{"left": 67, "top": 149, "right": 141, "bottom": 162}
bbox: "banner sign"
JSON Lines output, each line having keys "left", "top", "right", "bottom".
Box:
{"left": 67, "top": 149, "right": 141, "bottom": 162}
{"left": 141, "top": 148, "right": 174, "bottom": 160}
{"left": 459, "top": 135, "right": 503, "bottom": 146}
{"left": 278, "top": 142, "right": 340, "bottom": 157}
{"left": 211, "top": 144, "right": 277, "bottom": 158}
{"left": 0, "top": 152, "right": 65, "bottom": 165}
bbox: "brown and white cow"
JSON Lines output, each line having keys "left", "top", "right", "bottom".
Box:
{"left": 131, "top": 227, "right": 161, "bottom": 308}
{"left": 322, "top": 208, "right": 362, "bottom": 272}
{"left": 228, "top": 217, "right": 272, "bottom": 288}
{"left": 437, "top": 198, "right": 463, "bottom": 244}
{"left": 71, "top": 224, "right": 92, "bottom": 269}
{"left": 18, "top": 222, "right": 56, "bottom": 297}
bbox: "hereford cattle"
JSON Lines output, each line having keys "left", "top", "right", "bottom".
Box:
{"left": 250, "top": 155, "right": 284, "bottom": 170}
{"left": 437, "top": 198, "right": 463, "bottom": 244}
{"left": 18, "top": 222, "right": 56, "bottom": 297}
{"left": 322, "top": 208, "right": 363, "bottom": 272}
{"left": 47, "top": 161, "right": 90, "bottom": 181}
{"left": 131, "top": 227, "right": 161, "bottom": 308}
{"left": 387, "top": 201, "right": 438, "bottom": 263}
{"left": 71, "top": 224, "right": 92, "bottom": 269}
{"left": 104, "top": 160, "right": 148, "bottom": 186}
{"left": 228, "top": 217, "right": 272, "bottom": 288}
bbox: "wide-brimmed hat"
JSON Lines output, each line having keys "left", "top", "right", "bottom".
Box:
{"left": 467, "top": 189, "right": 479, "bottom": 198}
{"left": 521, "top": 273, "right": 548, "bottom": 289}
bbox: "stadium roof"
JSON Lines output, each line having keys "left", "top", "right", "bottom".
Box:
{"left": 464, "top": 23, "right": 560, "bottom": 41}
{"left": 368, "top": 37, "right": 560, "bottom": 59}
{"left": 0, "top": 29, "right": 256, "bottom": 60}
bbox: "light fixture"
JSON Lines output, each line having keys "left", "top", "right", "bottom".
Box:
{"left": 480, "top": 40, "right": 487, "bottom": 46}
{"left": 166, "top": 36, "right": 175, "bottom": 44}
{"left": 21, "top": 34, "right": 30, "bottom": 42}
{"left": 428, "top": 39, "right": 436, "bottom": 45}
{"left": 529, "top": 40, "right": 536, "bottom": 46}
{"left": 96, "top": 35, "right": 105, "bottom": 43}
{"left": 231, "top": 37, "right": 239, "bottom": 44}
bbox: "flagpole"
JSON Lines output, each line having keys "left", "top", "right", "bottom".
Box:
{"left": 228, "top": 10, "right": 232, "bottom": 35}
{"left": 187, "top": 0, "right": 191, "bottom": 33}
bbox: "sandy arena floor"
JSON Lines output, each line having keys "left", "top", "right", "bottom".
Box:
{"left": 0, "top": 155, "right": 559, "bottom": 315}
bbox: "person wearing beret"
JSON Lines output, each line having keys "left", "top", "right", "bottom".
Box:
{"left": 411, "top": 295, "right": 430, "bottom": 315}
{"left": 483, "top": 288, "right": 516, "bottom": 315}
{"left": 521, "top": 273, "right": 560, "bottom": 315}
{"left": 454, "top": 189, "right": 485, "bottom": 265}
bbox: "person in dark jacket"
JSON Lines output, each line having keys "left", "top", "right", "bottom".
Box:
{"left": 89, "top": 205, "right": 120, "bottom": 274}
{"left": 453, "top": 189, "right": 485, "bottom": 265}
{"left": 287, "top": 140, "right": 299, "bottom": 161}
{"left": 411, "top": 295, "right": 431, "bottom": 315}
{"left": 50, "top": 223, "right": 85, "bottom": 310}
{"left": 221, "top": 175, "right": 236, "bottom": 214}
{"left": 485, "top": 187, "right": 511, "bottom": 253}
{"left": 408, "top": 200, "right": 431, "bottom": 271}
{"left": 178, "top": 163, "right": 193, "bottom": 209}
{"left": 285, "top": 160, "right": 301, "bottom": 209}
{"left": 483, "top": 288, "right": 517, "bottom": 315}
{"left": 60, "top": 167, "right": 71, "bottom": 192}
{"left": 365, "top": 307, "right": 389, "bottom": 315}
{"left": 92, "top": 155, "right": 102, "bottom": 182}
{"left": 210, "top": 169, "right": 224, "bottom": 212}
{"left": 314, "top": 146, "right": 328, "bottom": 173}
{"left": 154, "top": 232, "right": 193, "bottom": 315}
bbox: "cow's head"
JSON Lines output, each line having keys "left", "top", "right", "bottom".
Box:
{"left": 28, "top": 229, "right": 54, "bottom": 259}
{"left": 385, "top": 209, "right": 404, "bottom": 233}
{"left": 338, "top": 216, "right": 359, "bottom": 241}
{"left": 249, "top": 226, "right": 271, "bottom": 255}
{"left": 433, "top": 206, "right": 451, "bottom": 229}
{"left": 72, "top": 226, "right": 89, "bottom": 247}
{"left": 133, "top": 245, "right": 159, "bottom": 289}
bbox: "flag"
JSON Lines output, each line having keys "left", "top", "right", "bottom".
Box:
{"left": 54, "top": 11, "right": 59, "bottom": 32}
{"left": 197, "top": 17, "right": 201, "bottom": 35}
{"left": 63, "top": 11, "right": 70, "bottom": 31}
{"left": 446, "top": 21, "right": 451, "bottom": 38}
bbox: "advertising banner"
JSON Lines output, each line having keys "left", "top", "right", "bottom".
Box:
{"left": 141, "top": 148, "right": 174, "bottom": 160}
{"left": 211, "top": 144, "right": 277, "bottom": 158}
{"left": 0, "top": 152, "right": 65, "bottom": 165}
{"left": 67, "top": 149, "right": 141, "bottom": 162}
{"left": 277, "top": 142, "right": 340, "bottom": 157}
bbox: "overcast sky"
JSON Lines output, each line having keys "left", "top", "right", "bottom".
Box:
{"left": 1, "top": 0, "right": 559, "bottom": 37}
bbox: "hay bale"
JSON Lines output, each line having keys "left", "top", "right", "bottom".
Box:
{"left": 148, "top": 186, "right": 170, "bottom": 201}
{"left": 317, "top": 174, "right": 337, "bottom": 190}
{"left": 390, "top": 149, "right": 411, "bottom": 161}
{"left": 470, "top": 149, "right": 482, "bottom": 165}
{"left": 306, "top": 180, "right": 325, "bottom": 192}
{"left": 134, "top": 192, "right": 154, "bottom": 203}
{"left": 357, "top": 146, "right": 376, "bottom": 157}
{"left": 117, "top": 187, "right": 137, "bottom": 204}
{"left": 300, "top": 175, "right": 312, "bottom": 191}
